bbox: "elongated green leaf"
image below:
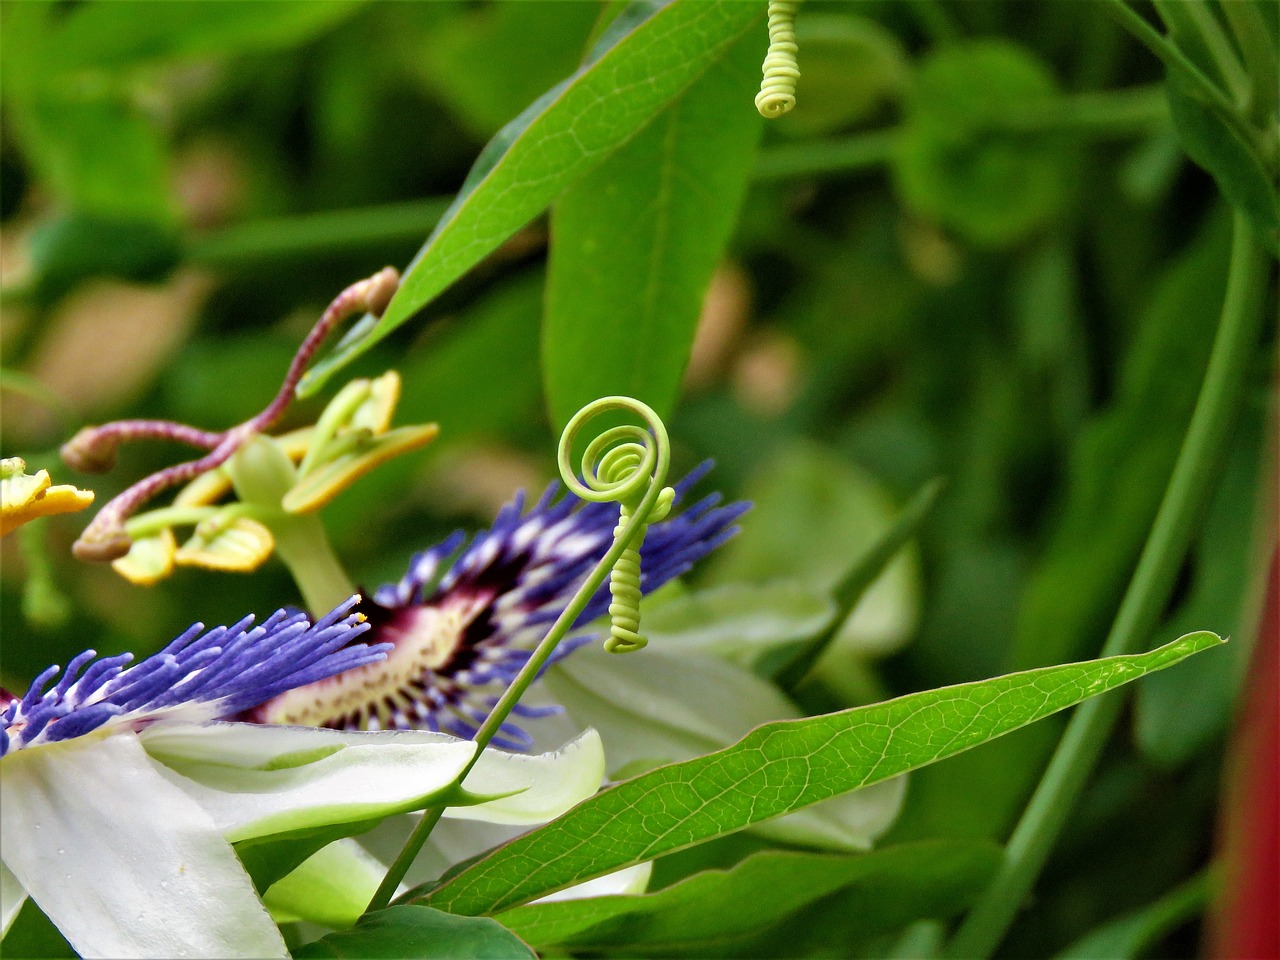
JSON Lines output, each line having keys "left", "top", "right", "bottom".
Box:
{"left": 294, "top": 905, "right": 534, "bottom": 959}
{"left": 542, "top": 29, "right": 762, "bottom": 428}
{"left": 497, "top": 842, "right": 999, "bottom": 954}
{"left": 300, "top": 0, "right": 762, "bottom": 393}
{"left": 1053, "top": 869, "right": 1213, "bottom": 960}
{"left": 39, "top": 1, "right": 364, "bottom": 72}
{"left": 417, "top": 631, "right": 1222, "bottom": 915}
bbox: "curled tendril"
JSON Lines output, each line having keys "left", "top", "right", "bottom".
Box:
{"left": 756, "top": 0, "right": 800, "bottom": 119}
{"left": 557, "top": 397, "right": 674, "bottom": 654}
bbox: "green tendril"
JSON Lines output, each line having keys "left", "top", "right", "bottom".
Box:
{"left": 557, "top": 397, "right": 674, "bottom": 653}
{"left": 756, "top": 0, "right": 800, "bottom": 119}
{"left": 367, "top": 397, "right": 673, "bottom": 914}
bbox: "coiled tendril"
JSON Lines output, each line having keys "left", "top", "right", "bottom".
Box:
{"left": 756, "top": 0, "right": 800, "bottom": 118}
{"left": 557, "top": 397, "right": 674, "bottom": 654}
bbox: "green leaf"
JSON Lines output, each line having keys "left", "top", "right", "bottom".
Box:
{"left": 1165, "top": 75, "right": 1279, "bottom": 255}
{"left": 1, "top": 900, "right": 75, "bottom": 959}
{"left": 642, "top": 581, "right": 836, "bottom": 664}
{"left": 14, "top": 97, "right": 173, "bottom": 222}
{"left": 1052, "top": 869, "right": 1213, "bottom": 960}
{"left": 893, "top": 40, "right": 1067, "bottom": 245}
{"left": 235, "top": 819, "right": 378, "bottom": 894}
{"left": 294, "top": 905, "right": 535, "bottom": 960}
{"left": 416, "top": 631, "right": 1223, "bottom": 915}
{"left": 705, "top": 441, "right": 921, "bottom": 660}
{"left": 415, "top": 2, "right": 602, "bottom": 138}
{"left": 772, "top": 478, "right": 943, "bottom": 691}
{"left": 28, "top": 213, "right": 182, "bottom": 302}
{"left": 299, "top": 0, "right": 763, "bottom": 394}
{"left": 542, "top": 29, "right": 762, "bottom": 428}
{"left": 264, "top": 839, "right": 388, "bottom": 930}
{"left": 496, "top": 842, "right": 1000, "bottom": 955}
{"left": 1011, "top": 212, "right": 1231, "bottom": 670}
{"left": 544, "top": 644, "right": 906, "bottom": 853}
{"left": 39, "top": 1, "right": 365, "bottom": 72}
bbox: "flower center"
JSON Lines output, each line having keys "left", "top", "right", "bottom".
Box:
{"left": 256, "top": 594, "right": 489, "bottom": 730}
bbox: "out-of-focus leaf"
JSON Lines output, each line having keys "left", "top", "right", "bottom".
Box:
{"left": 1, "top": 900, "right": 75, "bottom": 960}
{"left": 1011, "top": 213, "right": 1230, "bottom": 670}
{"left": 14, "top": 100, "right": 172, "bottom": 223}
{"left": 396, "top": 271, "right": 545, "bottom": 439}
{"left": 543, "top": 30, "right": 762, "bottom": 428}
{"left": 294, "top": 905, "right": 535, "bottom": 959}
{"left": 38, "top": 1, "right": 365, "bottom": 72}
{"left": 1052, "top": 869, "right": 1213, "bottom": 960}
{"left": 772, "top": 14, "right": 909, "bottom": 138}
{"left": 496, "top": 843, "right": 1000, "bottom": 955}
{"left": 705, "top": 441, "right": 920, "bottom": 660}
{"left": 28, "top": 213, "right": 181, "bottom": 306}
{"left": 417, "top": 632, "right": 1222, "bottom": 915}
{"left": 643, "top": 581, "right": 836, "bottom": 664}
{"left": 1135, "top": 418, "right": 1262, "bottom": 765}
{"left": 893, "top": 40, "right": 1067, "bottom": 245}
{"left": 1165, "top": 76, "right": 1279, "bottom": 254}
{"left": 415, "top": 2, "right": 601, "bottom": 138}
{"left": 774, "top": 478, "right": 943, "bottom": 692}
{"left": 300, "top": 1, "right": 763, "bottom": 393}
{"left": 263, "top": 839, "right": 387, "bottom": 930}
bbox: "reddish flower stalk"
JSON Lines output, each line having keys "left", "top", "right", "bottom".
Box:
{"left": 68, "top": 267, "right": 400, "bottom": 562}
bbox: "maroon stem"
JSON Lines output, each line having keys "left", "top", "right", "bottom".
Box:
{"left": 71, "top": 267, "right": 400, "bottom": 562}
{"left": 62, "top": 420, "right": 223, "bottom": 473}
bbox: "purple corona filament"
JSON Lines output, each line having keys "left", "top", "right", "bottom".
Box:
{"left": 247, "top": 463, "right": 749, "bottom": 751}
{"left": 0, "top": 598, "right": 383, "bottom": 758}
{"left": 65, "top": 268, "right": 401, "bottom": 563}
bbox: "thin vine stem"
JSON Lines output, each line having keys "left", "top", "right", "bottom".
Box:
{"left": 366, "top": 397, "right": 671, "bottom": 913}
{"left": 945, "top": 211, "right": 1269, "bottom": 959}
{"left": 1098, "top": 0, "right": 1262, "bottom": 156}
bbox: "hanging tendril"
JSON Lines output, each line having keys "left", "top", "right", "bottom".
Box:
{"left": 756, "top": 0, "right": 800, "bottom": 119}
{"left": 557, "top": 397, "right": 674, "bottom": 654}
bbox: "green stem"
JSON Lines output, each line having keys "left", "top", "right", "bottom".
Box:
{"left": 995, "top": 85, "right": 1170, "bottom": 136}
{"left": 945, "top": 211, "right": 1269, "bottom": 959}
{"left": 1152, "top": 0, "right": 1249, "bottom": 107}
{"left": 1219, "top": 0, "right": 1280, "bottom": 128}
{"left": 1098, "top": 0, "right": 1262, "bottom": 156}
{"left": 752, "top": 85, "right": 1170, "bottom": 183}
{"left": 186, "top": 197, "right": 452, "bottom": 268}
{"left": 752, "top": 130, "right": 898, "bottom": 181}
{"left": 366, "top": 471, "right": 670, "bottom": 913}
{"left": 224, "top": 435, "right": 357, "bottom": 614}
{"left": 269, "top": 512, "right": 358, "bottom": 616}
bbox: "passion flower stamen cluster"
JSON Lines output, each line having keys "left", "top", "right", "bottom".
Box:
{"left": 248, "top": 463, "right": 749, "bottom": 749}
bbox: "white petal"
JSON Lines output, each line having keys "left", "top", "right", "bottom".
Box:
{"left": 140, "top": 720, "right": 461, "bottom": 769}
{"left": 0, "top": 734, "right": 286, "bottom": 959}
{"left": 1, "top": 859, "right": 26, "bottom": 938}
{"left": 445, "top": 728, "right": 605, "bottom": 824}
{"left": 532, "top": 861, "right": 652, "bottom": 903}
{"left": 264, "top": 839, "right": 392, "bottom": 929}
{"left": 147, "top": 725, "right": 477, "bottom": 843}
